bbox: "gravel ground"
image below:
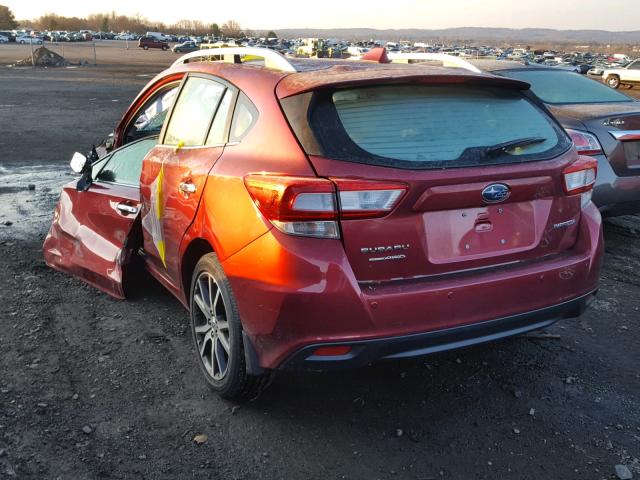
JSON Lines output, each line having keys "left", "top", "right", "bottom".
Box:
{"left": 0, "top": 46, "right": 639, "bottom": 480}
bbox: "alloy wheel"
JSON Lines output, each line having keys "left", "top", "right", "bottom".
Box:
{"left": 192, "top": 271, "right": 231, "bottom": 381}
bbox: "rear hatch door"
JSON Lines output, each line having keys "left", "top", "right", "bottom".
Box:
{"left": 280, "top": 76, "right": 580, "bottom": 282}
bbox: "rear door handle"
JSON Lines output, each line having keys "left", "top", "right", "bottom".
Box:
{"left": 179, "top": 182, "right": 197, "bottom": 194}
{"left": 116, "top": 203, "right": 138, "bottom": 215}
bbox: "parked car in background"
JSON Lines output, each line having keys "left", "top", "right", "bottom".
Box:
{"left": 0, "top": 34, "right": 8, "bottom": 44}
{"left": 16, "top": 35, "right": 43, "bottom": 45}
{"left": 116, "top": 33, "right": 136, "bottom": 41}
{"left": 602, "top": 59, "right": 640, "bottom": 89}
{"left": 146, "top": 31, "right": 169, "bottom": 41}
{"left": 588, "top": 65, "right": 606, "bottom": 76}
{"left": 470, "top": 60, "right": 640, "bottom": 216}
{"left": 44, "top": 48, "right": 602, "bottom": 400}
{"left": 0, "top": 30, "right": 15, "bottom": 42}
{"left": 379, "top": 48, "right": 640, "bottom": 217}
{"left": 172, "top": 41, "right": 199, "bottom": 53}
{"left": 138, "top": 36, "right": 169, "bottom": 50}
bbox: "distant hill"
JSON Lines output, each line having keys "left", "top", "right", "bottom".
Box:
{"left": 272, "top": 27, "right": 640, "bottom": 45}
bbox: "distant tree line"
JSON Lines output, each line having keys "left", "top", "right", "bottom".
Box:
{"left": 0, "top": 5, "right": 278, "bottom": 38}
{"left": 0, "top": 4, "right": 17, "bottom": 29}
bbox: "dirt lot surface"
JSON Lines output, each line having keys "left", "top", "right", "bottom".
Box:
{"left": 0, "top": 42, "right": 639, "bottom": 480}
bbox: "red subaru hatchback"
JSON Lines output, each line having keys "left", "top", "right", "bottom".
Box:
{"left": 44, "top": 48, "right": 603, "bottom": 400}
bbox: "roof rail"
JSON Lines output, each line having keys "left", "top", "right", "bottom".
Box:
{"left": 387, "top": 52, "right": 481, "bottom": 73}
{"left": 171, "top": 47, "right": 297, "bottom": 72}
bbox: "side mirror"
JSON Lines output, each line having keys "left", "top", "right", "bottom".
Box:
{"left": 72, "top": 146, "right": 98, "bottom": 192}
{"left": 70, "top": 152, "right": 88, "bottom": 173}
{"left": 105, "top": 132, "right": 115, "bottom": 152}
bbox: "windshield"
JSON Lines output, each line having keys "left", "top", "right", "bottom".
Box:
{"left": 306, "top": 85, "right": 568, "bottom": 169}
{"left": 503, "top": 69, "right": 633, "bottom": 104}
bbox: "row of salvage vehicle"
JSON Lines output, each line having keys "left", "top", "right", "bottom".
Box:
{"left": 43, "top": 48, "right": 639, "bottom": 400}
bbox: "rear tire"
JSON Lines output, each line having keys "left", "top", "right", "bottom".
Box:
{"left": 606, "top": 75, "right": 620, "bottom": 89}
{"left": 189, "top": 253, "right": 271, "bottom": 401}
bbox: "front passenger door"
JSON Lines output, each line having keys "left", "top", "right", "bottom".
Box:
{"left": 140, "top": 75, "right": 236, "bottom": 288}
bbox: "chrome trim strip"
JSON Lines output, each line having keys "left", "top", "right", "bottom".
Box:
{"left": 609, "top": 130, "right": 640, "bottom": 141}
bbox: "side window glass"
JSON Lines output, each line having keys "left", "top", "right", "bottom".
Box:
{"left": 630, "top": 61, "right": 640, "bottom": 70}
{"left": 164, "top": 77, "right": 225, "bottom": 146}
{"left": 125, "top": 86, "right": 179, "bottom": 144}
{"left": 206, "top": 89, "right": 234, "bottom": 145}
{"left": 91, "top": 156, "right": 110, "bottom": 179}
{"left": 94, "top": 137, "right": 157, "bottom": 186}
{"left": 229, "top": 93, "right": 258, "bottom": 142}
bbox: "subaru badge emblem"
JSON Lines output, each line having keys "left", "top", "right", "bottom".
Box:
{"left": 481, "top": 183, "right": 510, "bottom": 204}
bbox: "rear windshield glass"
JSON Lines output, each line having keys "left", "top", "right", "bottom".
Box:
{"left": 503, "top": 70, "right": 633, "bottom": 104}
{"left": 308, "top": 85, "right": 568, "bottom": 169}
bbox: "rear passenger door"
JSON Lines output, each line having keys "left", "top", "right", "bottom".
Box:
{"left": 140, "top": 74, "right": 236, "bottom": 288}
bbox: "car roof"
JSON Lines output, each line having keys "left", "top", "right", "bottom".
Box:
{"left": 153, "top": 57, "right": 531, "bottom": 104}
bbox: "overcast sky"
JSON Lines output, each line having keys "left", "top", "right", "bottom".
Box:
{"left": 6, "top": 0, "right": 640, "bottom": 31}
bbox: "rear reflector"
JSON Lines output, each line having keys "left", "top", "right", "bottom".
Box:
{"left": 312, "top": 345, "right": 352, "bottom": 357}
{"left": 566, "top": 129, "right": 603, "bottom": 156}
{"left": 244, "top": 174, "right": 407, "bottom": 238}
{"left": 563, "top": 156, "right": 598, "bottom": 196}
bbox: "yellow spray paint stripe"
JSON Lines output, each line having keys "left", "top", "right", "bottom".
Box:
{"left": 156, "top": 160, "right": 167, "bottom": 268}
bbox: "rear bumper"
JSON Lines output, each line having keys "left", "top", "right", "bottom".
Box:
{"left": 223, "top": 203, "right": 603, "bottom": 370}
{"left": 280, "top": 290, "right": 597, "bottom": 371}
{"left": 593, "top": 153, "right": 640, "bottom": 216}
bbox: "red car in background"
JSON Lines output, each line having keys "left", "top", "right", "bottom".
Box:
{"left": 138, "top": 36, "right": 169, "bottom": 50}
{"left": 44, "top": 48, "right": 603, "bottom": 400}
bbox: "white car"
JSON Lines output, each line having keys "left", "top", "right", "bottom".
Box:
{"left": 116, "top": 34, "right": 136, "bottom": 41}
{"left": 603, "top": 59, "right": 640, "bottom": 89}
{"left": 0, "top": 34, "right": 8, "bottom": 44}
{"left": 16, "top": 35, "right": 43, "bottom": 45}
{"left": 588, "top": 66, "right": 605, "bottom": 76}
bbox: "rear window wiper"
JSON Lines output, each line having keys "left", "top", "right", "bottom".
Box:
{"left": 483, "top": 137, "right": 547, "bottom": 156}
{"left": 458, "top": 137, "right": 548, "bottom": 163}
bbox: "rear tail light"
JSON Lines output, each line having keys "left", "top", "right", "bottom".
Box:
{"left": 565, "top": 129, "right": 603, "bottom": 156}
{"left": 244, "top": 175, "right": 407, "bottom": 238}
{"left": 243, "top": 175, "right": 338, "bottom": 239}
{"left": 563, "top": 156, "right": 598, "bottom": 207}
